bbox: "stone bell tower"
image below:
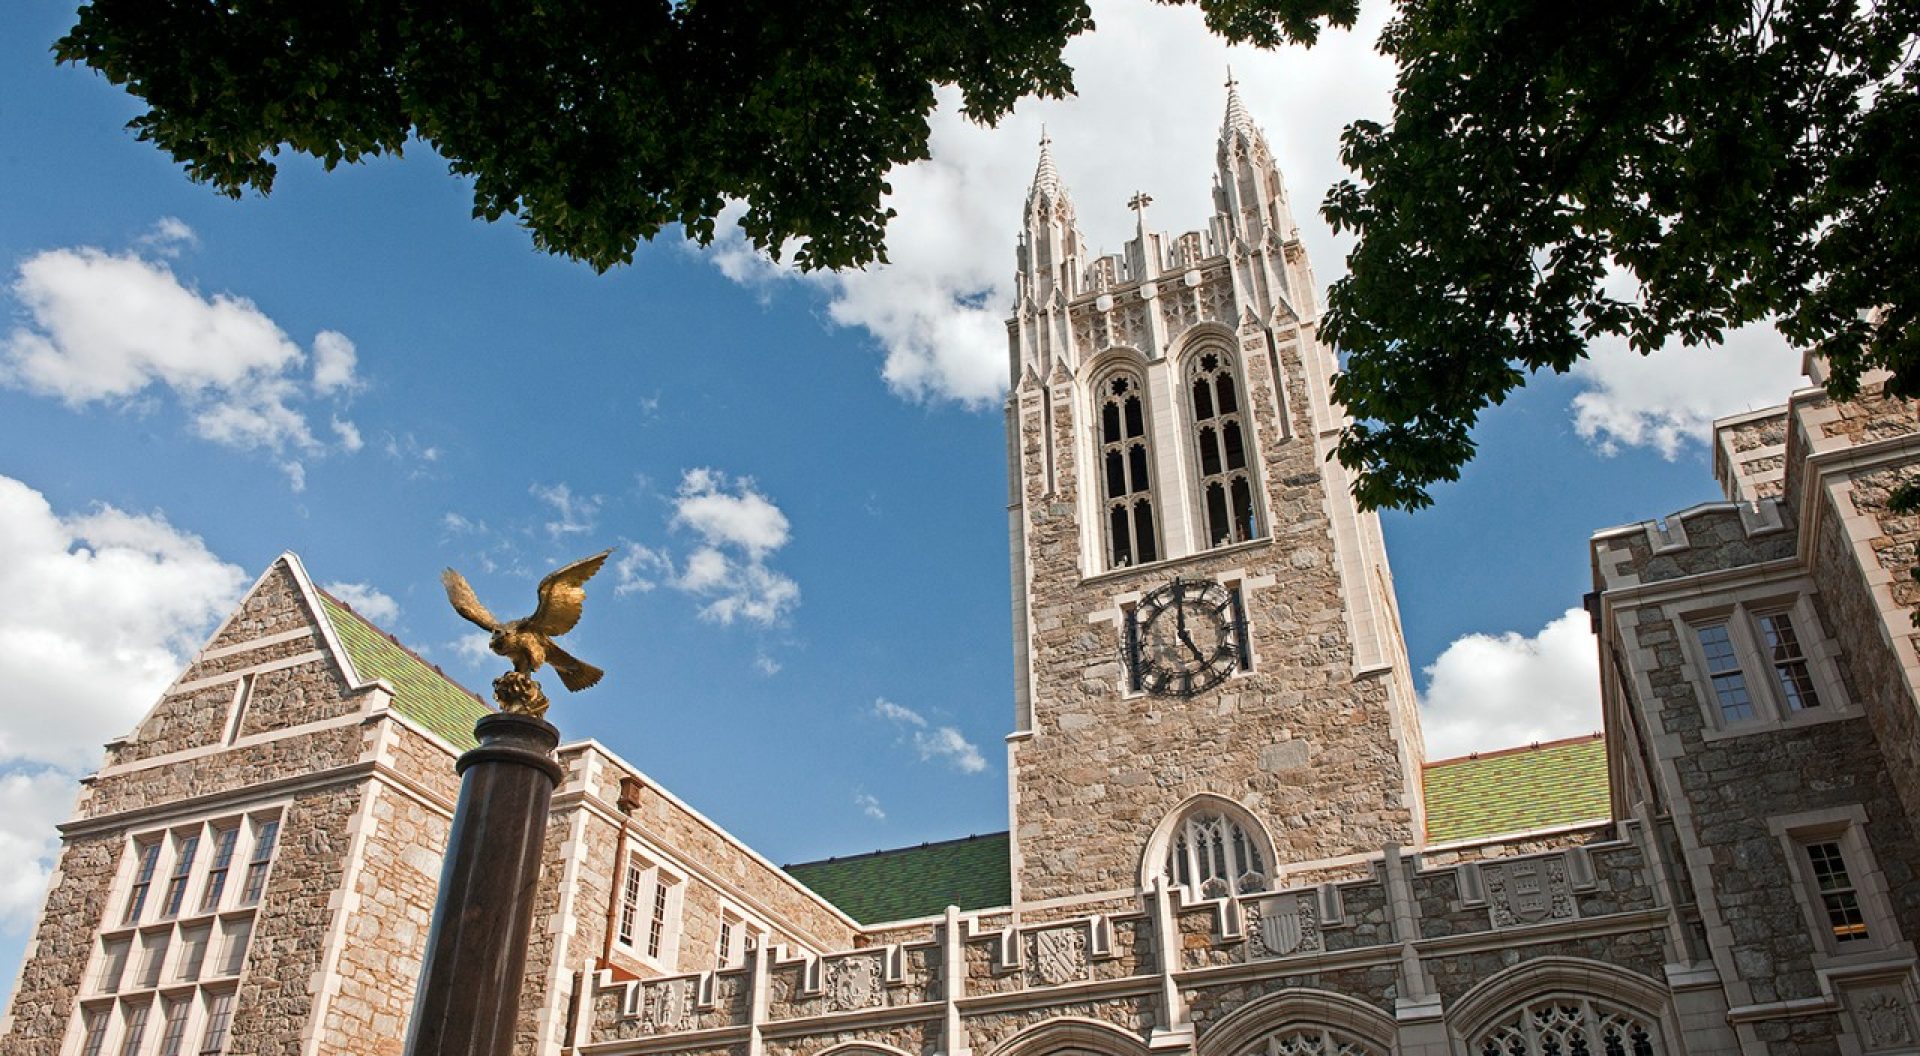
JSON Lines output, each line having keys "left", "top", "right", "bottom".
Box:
{"left": 1003, "top": 84, "right": 1427, "bottom": 909}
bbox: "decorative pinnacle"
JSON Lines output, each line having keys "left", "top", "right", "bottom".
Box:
{"left": 1221, "top": 69, "right": 1258, "bottom": 143}
{"left": 1031, "top": 128, "right": 1062, "bottom": 201}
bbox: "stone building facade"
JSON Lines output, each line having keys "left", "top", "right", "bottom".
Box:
{"left": 5, "top": 85, "right": 1920, "bottom": 1056}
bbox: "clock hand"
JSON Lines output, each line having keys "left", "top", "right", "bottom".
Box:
{"left": 1178, "top": 628, "right": 1204, "bottom": 661}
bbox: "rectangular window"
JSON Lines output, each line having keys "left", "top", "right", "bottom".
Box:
{"left": 1805, "top": 840, "right": 1869, "bottom": 943}
{"left": 79, "top": 1007, "right": 110, "bottom": 1056}
{"left": 198, "top": 992, "right": 234, "bottom": 1056}
{"left": 1757, "top": 611, "right": 1822, "bottom": 711}
{"left": 239, "top": 819, "right": 278, "bottom": 906}
{"left": 117, "top": 1000, "right": 152, "bottom": 1056}
{"left": 96, "top": 938, "right": 131, "bottom": 994}
{"left": 176, "top": 926, "right": 211, "bottom": 983}
{"left": 219, "top": 918, "right": 252, "bottom": 977}
{"left": 125, "top": 842, "right": 161, "bottom": 925}
{"left": 198, "top": 827, "right": 238, "bottom": 914}
{"left": 717, "top": 918, "right": 734, "bottom": 966}
{"left": 1694, "top": 622, "right": 1756, "bottom": 721}
{"left": 647, "top": 875, "right": 672, "bottom": 959}
{"left": 617, "top": 855, "right": 645, "bottom": 947}
{"left": 156, "top": 999, "right": 191, "bottom": 1056}
{"left": 137, "top": 932, "right": 169, "bottom": 989}
{"left": 155, "top": 998, "right": 191, "bottom": 1056}
{"left": 160, "top": 833, "right": 200, "bottom": 919}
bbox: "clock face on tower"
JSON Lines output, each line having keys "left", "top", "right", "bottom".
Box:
{"left": 1125, "top": 576, "right": 1246, "bottom": 697}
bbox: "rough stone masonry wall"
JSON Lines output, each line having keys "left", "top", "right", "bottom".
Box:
{"left": 1012, "top": 325, "right": 1415, "bottom": 904}
{"left": 568, "top": 748, "right": 856, "bottom": 953}
{"left": 1716, "top": 410, "right": 1790, "bottom": 503}
{"left": 0, "top": 834, "right": 121, "bottom": 1056}
{"left": 1626, "top": 600, "right": 1920, "bottom": 1012}
{"left": 112, "top": 563, "right": 353, "bottom": 765}
{"left": 228, "top": 786, "right": 363, "bottom": 1056}
{"left": 1810, "top": 468, "right": 1920, "bottom": 839}
{"left": 319, "top": 781, "right": 449, "bottom": 1056}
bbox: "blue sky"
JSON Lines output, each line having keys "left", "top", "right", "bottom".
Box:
{"left": 0, "top": 0, "right": 1809, "bottom": 1006}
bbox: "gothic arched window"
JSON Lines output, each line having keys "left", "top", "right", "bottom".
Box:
{"left": 1243, "top": 1027, "right": 1385, "bottom": 1056}
{"left": 1164, "top": 809, "right": 1269, "bottom": 899}
{"left": 1188, "top": 350, "right": 1260, "bottom": 548}
{"left": 1097, "top": 369, "right": 1159, "bottom": 569}
{"left": 1474, "top": 998, "right": 1661, "bottom": 1056}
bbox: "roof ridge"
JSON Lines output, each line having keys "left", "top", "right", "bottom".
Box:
{"left": 317, "top": 588, "right": 489, "bottom": 709}
{"left": 783, "top": 830, "right": 1009, "bottom": 871}
{"left": 1425, "top": 732, "right": 1604, "bottom": 769}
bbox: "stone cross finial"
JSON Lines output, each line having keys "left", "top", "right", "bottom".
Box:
{"left": 1128, "top": 192, "right": 1154, "bottom": 216}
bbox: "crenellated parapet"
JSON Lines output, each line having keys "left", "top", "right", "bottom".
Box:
{"left": 579, "top": 824, "right": 1677, "bottom": 1055}
{"left": 1591, "top": 501, "right": 1795, "bottom": 592}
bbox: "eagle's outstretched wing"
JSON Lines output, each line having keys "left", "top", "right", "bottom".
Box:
{"left": 525, "top": 549, "right": 613, "bottom": 637}
{"left": 441, "top": 568, "right": 503, "bottom": 631}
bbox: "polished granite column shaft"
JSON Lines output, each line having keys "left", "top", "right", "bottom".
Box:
{"left": 403, "top": 712, "right": 562, "bottom": 1056}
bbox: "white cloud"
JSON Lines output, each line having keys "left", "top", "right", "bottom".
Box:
{"left": 531, "top": 482, "right": 602, "bottom": 539}
{"left": 695, "top": 0, "right": 1396, "bottom": 406}
{"left": 0, "top": 768, "right": 80, "bottom": 927}
{"left": 136, "top": 217, "right": 197, "bottom": 257}
{"left": 321, "top": 581, "right": 400, "bottom": 625}
{"left": 1571, "top": 322, "right": 1808, "bottom": 459}
{"left": 672, "top": 468, "right": 790, "bottom": 558}
{"left": 0, "top": 476, "right": 247, "bottom": 929}
{"left": 442, "top": 512, "right": 485, "bottom": 535}
{"left": 753, "top": 652, "right": 782, "bottom": 676}
{"left": 613, "top": 543, "right": 673, "bottom": 596}
{"left": 854, "top": 792, "right": 886, "bottom": 821}
{"left": 451, "top": 632, "right": 494, "bottom": 665}
{"left": 644, "top": 470, "right": 800, "bottom": 626}
{"left": 0, "top": 232, "right": 366, "bottom": 483}
{"left": 870, "top": 697, "right": 988, "bottom": 774}
{"left": 1417, "top": 608, "right": 1603, "bottom": 760}
{"left": 330, "top": 417, "right": 363, "bottom": 453}
{"left": 310, "top": 330, "right": 359, "bottom": 394}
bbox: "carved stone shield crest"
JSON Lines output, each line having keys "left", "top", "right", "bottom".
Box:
{"left": 1485, "top": 858, "right": 1572, "bottom": 927}
{"left": 1033, "top": 926, "right": 1086, "bottom": 986}
{"left": 640, "top": 977, "right": 693, "bottom": 1033}
{"left": 828, "top": 954, "right": 881, "bottom": 1010}
{"left": 1246, "top": 896, "right": 1321, "bottom": 959}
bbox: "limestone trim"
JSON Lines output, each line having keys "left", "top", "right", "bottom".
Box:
{"left": 984, "top": 1014, "right": 1155, "bottom": 1056}
{"left": 1446, "top": 956, "right": 1675, "bottom": 1048}
{"left": 1079, "top": 536, "right": 1271, "bottom": 590}
{"left": 64, "top": 754, "right": 453, "bottom": 838}
{"left": 91, "top": 709, "right": 377, "bottom": 781}
{"left": 813, "top": 1041, "right": 922, "bottom": 1056}
{"left": 167, "top": 649, "right": 332, "bottom": 696}
{"left": 1194, "top": 989, "right": 1399, "bottom": 1056}
{"left": 1408, "top": 910, "right": 1670, "bottom": 960}
{"left": 1418, "top": 820, "right": 1619, "bottom": 859}
{"left": 198, "top": 626, "right": 318, "bottom": 662}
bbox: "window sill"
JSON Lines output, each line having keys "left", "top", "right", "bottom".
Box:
{"left": 1698, "top": 703, "right": 1862, "bottom": 743}
{"left": 1082, "top": 536, "right": 1271, "bottom": 588}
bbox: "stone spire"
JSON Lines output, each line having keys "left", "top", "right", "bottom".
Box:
{"left": 1027, "top": 128, "right": 1067, "bottom": 213}
{"left": 1217, "top": 68, "right": 1268, "bottom": 160}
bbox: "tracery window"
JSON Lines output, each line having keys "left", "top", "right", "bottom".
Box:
{"left": 1188, "top": 350, "right": 1259, "bottom": 548}
{"left": 1164, "top": 809, "right": 1269, "bottom": 898}
{"left": 1097, "top": 370, "right": 1160, "bottom": 569}
{"left": 1242, "top": 1027, "right": 1385, "bottom": 1056}
{"left": 1473, "top": 997, "right": 1660, "bottom": 1056}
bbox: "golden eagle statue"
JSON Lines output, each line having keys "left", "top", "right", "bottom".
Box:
{"left": 442, "top": 549, "right": 612, "bottom": 717}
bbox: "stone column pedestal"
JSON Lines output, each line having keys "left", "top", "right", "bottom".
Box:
{"left": 404, "top": 713, "right": 563, "bottom": 1056}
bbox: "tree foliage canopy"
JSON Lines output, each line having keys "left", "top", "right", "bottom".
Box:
{"left": 1322, "top": 0, "right": 1920, "bottom": 508}
{"left": 55, "top": 0, "right": 1916, "bottom": 510}
{"left": 55, "top": 0, "right": 1351, "bottom": 272}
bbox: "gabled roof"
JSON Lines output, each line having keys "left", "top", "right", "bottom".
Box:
{"left": 316, "top": 591, "right": 492, "bottom": 750}
{"left": 784, "top": 833, "right": 1011, "bottom": 925}
{"left": 1422, "top": 734, "right": 1611, "bottom": 844}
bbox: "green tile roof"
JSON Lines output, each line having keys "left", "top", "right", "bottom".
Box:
{"left": 1423, "top": 735, "right": 1612, "bottom": 844}
{"left": 318, "top": 592, "right": 492, "bottom": 750}
{"left": 785, "top": 833, "right": 1011, "bottom": 925}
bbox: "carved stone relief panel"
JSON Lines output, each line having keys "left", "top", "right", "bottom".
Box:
{"left": 1847, "top": 984, "right": 1919, "bottom": 1053}
{"left": 1244, "top": 894, "right": 1323, "bottom": 960}
{"left": 1483, "top": 857, "right": 1574, "bottom": 928}
{"left": 827, "top": 952, "right": 885, "bottom": 1011}
{"left": 1160, "top": 284, "right": 1199, "bottom": 343}
{"left": 1027, "top": 924, "right": 1089, "bottom": 987}
{"left": 1201, "top": 279, "right": 1237, "bottom": 324}
{"left": 638, "top": 976, "right": 695, "bottom": 1033}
